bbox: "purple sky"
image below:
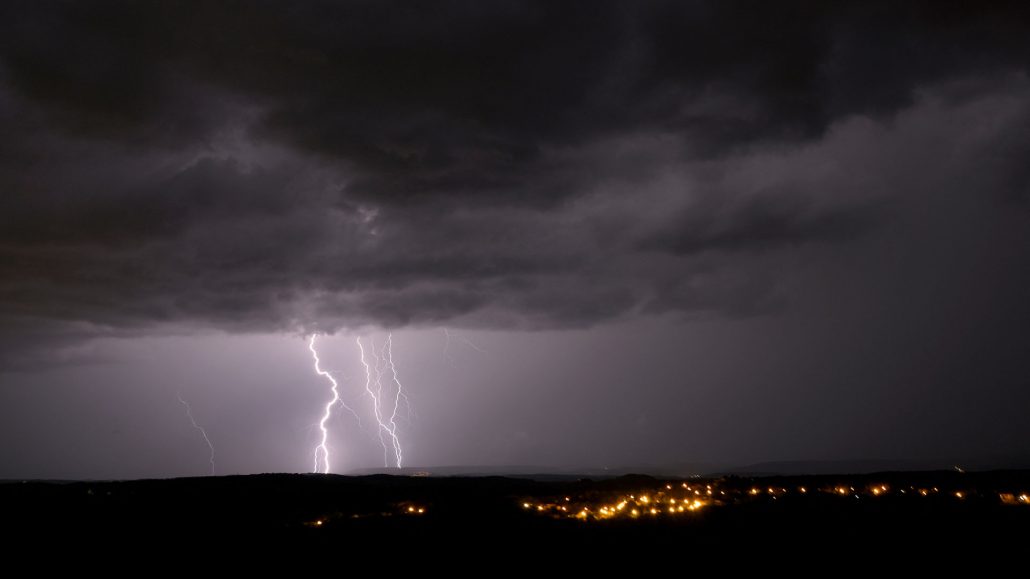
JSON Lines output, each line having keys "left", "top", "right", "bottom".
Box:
{"left": 1, "top": 2, "right": 1029, "bottom": 478}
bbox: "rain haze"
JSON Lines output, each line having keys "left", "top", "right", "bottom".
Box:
{"left": 1, "top": 1, "right": 1029, "bottom": 479}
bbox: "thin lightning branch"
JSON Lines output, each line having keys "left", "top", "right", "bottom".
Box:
{"left": 357, "top": 336, "right": 404, "bottom": 468}
{"left": 359, "top": 337, "right": 389, "bottom": 466}
{"left": 383, "top": 333, "right": 407, "bottom": 467}
{"left": 443, "top": 328, "right": 456, "bottom": 367}
{"left": 308, "top": 334, "right": 361, "bottom": 474}
{"left": 443, "top": 328, "right": 488, "bottom": 365}
{"left": 457, "top": 333, "right": 488, "bottom": 354}
{"left": 385, "top": 334, "right": 415, "bottom": 425}
{"left": 177, "top": 392, "right": 215, "bottom": 476}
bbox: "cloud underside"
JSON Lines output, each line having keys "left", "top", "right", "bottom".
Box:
{"left": 1, "top": 1, "right": 1029, "bottom": 361}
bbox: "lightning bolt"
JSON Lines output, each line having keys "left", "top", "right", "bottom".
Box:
{"left": 382, "top": 334, "right": 411, "bottom": 461}
{"left": 443, "top": 327, "right": 488, "bottom": 367}
{"left": 456, "top": 332, "right": 488, "bottom": 354}
{"left": 177, "top": 393, "right": 215, "bottom": 476}
{"left": 308, "top": 334, "right": 361, "bottom": 474}
{"left": 443, "top": 328, "right": 456, "bottom": 367}
{"left": 356, "top": 335, "right": 406, "bottom": 468}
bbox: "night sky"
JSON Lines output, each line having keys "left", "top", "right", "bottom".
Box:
{"left": 1, "top": 1, "right": 1029, "bottom": 479}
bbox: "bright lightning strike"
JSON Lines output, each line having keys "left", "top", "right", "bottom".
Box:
{"left": 382, "top": 334, "right": 411, "bottom": 464}
{"left": 356, "top": 335, "right": 406, "bottom": 468}
{"left": 308, "top": 334, "right": 361, "bottom": 474}
{"left": 177, "top": 392, "right": 215, "bottom": 476}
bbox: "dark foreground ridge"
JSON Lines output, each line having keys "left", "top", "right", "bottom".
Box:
{"left": 4, "top": 470, "right": 1029, "bottom": 561}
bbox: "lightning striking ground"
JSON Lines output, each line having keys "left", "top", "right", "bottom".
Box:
{"left": 360, "top": 336, "right": 389, "bottom": 466}
{"left": 382, "top": 334, "right": 411, "bottom": 464}
{"left": 308, "top": 334, "right": 361, "bottom": 474}
{"left": 177, "top": 393, "right": 215, "bottom": 476}
{"left": 356, "top": 336, "right": 406, "bottom": 468}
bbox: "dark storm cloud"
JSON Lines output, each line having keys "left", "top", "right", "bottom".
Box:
{"left": 4, "top": 1, "right": 1029, "bottom": 187}
{"left": 1, "top": 1, "right": 1030, "bottom": 365}
{"left": 641, "top": 192, "right": 884, "bottom": 255}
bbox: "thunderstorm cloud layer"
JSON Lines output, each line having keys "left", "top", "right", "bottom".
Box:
{"left": 1, "top": 2, "right": 1029, "bottom": 476}
{"left": 2, "top": 1, "right": 1028, "bottom": 362}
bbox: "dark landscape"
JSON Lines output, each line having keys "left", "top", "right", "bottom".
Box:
{"left": 6, "top": 469, "right": 1029, "bottom": 559}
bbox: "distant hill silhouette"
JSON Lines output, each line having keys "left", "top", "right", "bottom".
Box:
{"left": 346, "top": 462, "right": 728, "bottom": 479}
{"left": 346, "top": 455, "right": 1030, "bottom": 479}
{"left": 719, "top": 456, "right": 1030, "bottom": 476}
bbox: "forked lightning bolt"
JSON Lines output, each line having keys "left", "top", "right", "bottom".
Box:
{"left": 308, "top": 334, "right": 361, "bottom": 474}
{"left": 382, "top": 334, "right": 412, "bottom": 464}
{"left": 356, "top": 335, "right": 407, "bottom": 468}
{"left": 177, "top": 393, "right": 215, "bottom": 476}
{"left": 305, "top": 333, "right": 413, "bottom": 472}
{"left": 383, "top": 333, "right": 414, "bottom": 431}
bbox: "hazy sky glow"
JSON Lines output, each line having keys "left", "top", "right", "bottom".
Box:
{"left": 1, "top": 2, "right": 1029, "bottom": 478}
